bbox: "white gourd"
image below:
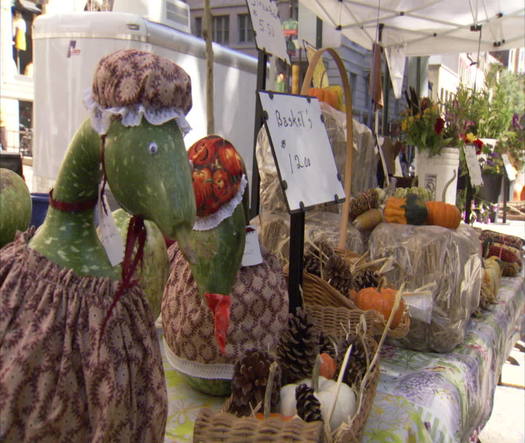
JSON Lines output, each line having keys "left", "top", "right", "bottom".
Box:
{"left": 279, "top": 376, "right": 357, "bottom": 430}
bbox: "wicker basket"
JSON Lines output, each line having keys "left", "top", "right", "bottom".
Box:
{"left": 302, "top": 271, "right": 410, "bottom": 339}
{"left": 193, "top": 410, "right": 324, "bottom": 442}
{"left": 193, "top": 308, "right": 381, "bottom": 443}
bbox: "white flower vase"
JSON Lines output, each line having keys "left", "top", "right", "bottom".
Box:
{"left": 415, "top": 147, "right": 460, "bottom": 204}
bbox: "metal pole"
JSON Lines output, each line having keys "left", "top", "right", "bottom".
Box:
{"left": 288, "top": 210, "right": 305, "bottom": 312}
{"left": 203, "top": 0, "right": 214, "bottom": 134}
{"left": 249, "top": 50, "right": 268, "bottom": 220}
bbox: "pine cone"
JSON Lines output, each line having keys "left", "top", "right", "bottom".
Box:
{"left": 337, "top": 335, "right": 369, "bottom": 388}
{"left": 296, "top": 384, "right": 322, "bottom": 422}
{"left": 319, "top": 332, "right": 337, "bottom": 359}
{"left": 228, "top": 349, "right": 281, "bottom": 417}
{"left": 351, "top": 269, "right": 379, "bottom": 292}
{"left": 325, "top": 254, "right": 353, "bottom": 296}
{"left": 304, "top": 247, "right": 322, "bottom": 277}
{"left": 349, "top": 189, "right": 378, "bottom": 220}
{"left": 277, "top": 308, "right": 320, "bottom": 385}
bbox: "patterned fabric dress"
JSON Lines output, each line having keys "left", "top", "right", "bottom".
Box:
{"left": 0, "top": 231, "right": 167, "bottom": 442}
{"left": 162, "top": 243, "right": 288, "bottom": 373}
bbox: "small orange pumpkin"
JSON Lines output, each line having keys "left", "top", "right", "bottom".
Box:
{"left": 307, "top": 87, "right": 339, "bottom": 110}
{"left": 319, "top": 353, "right": 337, "bottom": 379}
{"left": 425, "top": 201, "right": 461, "bottom": 229}
{"left": 351, "top": 287, "right": 406, "bottom": 328}
{"left": 255, "top": 412, "right": 294, "bottom": 421}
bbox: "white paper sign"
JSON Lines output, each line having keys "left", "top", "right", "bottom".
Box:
{"left": 501, "top": 153, "right": 517, "bottom": 181}
{"left": 246, "top": 0, "right": 290, "bottom": 64}
{"left": 259, "top": 91, "right": 345, "bottom": 212}
{"left": 463, "top": 145, "right": 483, "bottom": 186}
{"left": 241, "top": 225, "right": 263, "bottom": 267}
{"left": 97, "top": 186, "right": 124, "bottom": 266}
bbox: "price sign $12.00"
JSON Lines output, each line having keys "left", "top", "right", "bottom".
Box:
{"left": 259, "top": 91, "right": 345, "bottom": 212}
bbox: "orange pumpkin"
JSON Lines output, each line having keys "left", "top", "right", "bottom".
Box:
{"left": 319, "top": 353, "right": 337, "bottom": 379}
{"left": 307, "top": 87, "right": 339, "bottom": 110}
{"left": 425, "top": 201, "right": 461, "bottom": 229}
{"left": 351, "top": 287, "right": 406, "bottom": 328}
{"left": 255, "top": 412, "right": 294, "bottom": 421}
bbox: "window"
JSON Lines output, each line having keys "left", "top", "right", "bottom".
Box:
{"left": 193, "top": 16, "right": 202, "bottom": 37}
{"left": 238, "top": 14, "right": 254, "bottom": 43}
{"left": 350, "top": 72, "right": 357, "bottom": 101}
{"left": 212, "top": 15, "right": 229, "bottom": 44}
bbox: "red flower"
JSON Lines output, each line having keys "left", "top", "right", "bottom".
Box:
{"left": 473, "top": 138, "right": 484, "bottom": 154}
{"left": 434, "top": 117, "right": 445, "bottom": 135}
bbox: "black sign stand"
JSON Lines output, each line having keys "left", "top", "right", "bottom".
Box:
{"left": 249, "top": 49, "right": 268, "bottom": 220}
{"left": 288, "top": 210, "right": 305, "bottom": 312}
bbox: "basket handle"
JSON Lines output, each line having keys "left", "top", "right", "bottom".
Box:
{"left": 300, "top": 48, "right": 353, "bottom": 250}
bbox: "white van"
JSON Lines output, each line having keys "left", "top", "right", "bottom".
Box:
{"left": 32, "top": 10, "right": 258, "bottom": 192}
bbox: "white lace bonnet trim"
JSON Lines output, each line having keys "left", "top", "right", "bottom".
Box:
{"left": 163, "top": 337, "right": 234, "bottom": 380}
{"left": 83, "top": 88, "right": 192, "bottom": 136}
{"left": 193, "top": 174, "right": 248, "bottom": 231}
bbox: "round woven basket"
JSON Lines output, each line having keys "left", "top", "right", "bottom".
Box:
{"left": 194, "top": 410, "right": 324, "bottom": 442}
{"left": 302, "top": 271, "right": 410, "bottom": 339}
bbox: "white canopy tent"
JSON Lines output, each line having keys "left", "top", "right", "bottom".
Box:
{"left": 298, "top": 0, "right": 525, "bottom": 56}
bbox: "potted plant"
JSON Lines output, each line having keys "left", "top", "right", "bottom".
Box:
{"left": 478, "top": 147, "right": 504, "bottom": 203}
{"left": 400, "top": 87, "right": 483, "bottom": 204}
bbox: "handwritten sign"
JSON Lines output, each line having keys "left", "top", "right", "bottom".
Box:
{"left": 246, "top": 0, "right": 290, "bottom": 64}
{"left": 463, "top": 145, "right": 483, "bottom": 186}
{"left": 501, "top": 153, "right": 517, "bottom": 181}
{"left": 259, "top": 91, "right": 345, "bottom": 212}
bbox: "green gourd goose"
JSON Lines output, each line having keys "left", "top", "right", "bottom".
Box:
{"left": 0, "top": 49, "right": 195, "bottom": 442}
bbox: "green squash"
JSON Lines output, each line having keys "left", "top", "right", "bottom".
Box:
{"left": 111, "top": 208, "right": 169, "bottom": 319}
{"left": 404, "top": 193, "right": 429, "bottom": 225}
{"left": 0, "top": 168, "right": 32, "bottom": 248}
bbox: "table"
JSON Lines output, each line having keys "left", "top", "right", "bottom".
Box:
{"left": 162, "top": 274, "right": 524, "bottom": 442}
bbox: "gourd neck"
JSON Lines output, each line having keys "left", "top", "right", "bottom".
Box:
{"left": 29, "top": 118, "right": 118, "bottom": 279}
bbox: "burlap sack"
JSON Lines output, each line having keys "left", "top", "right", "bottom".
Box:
{"left": 162, "top": 243, "right": 288, "bottom": 379}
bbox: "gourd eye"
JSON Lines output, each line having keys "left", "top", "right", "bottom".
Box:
{"left": 148, "top": 142, "right": 159, "bottom": 154}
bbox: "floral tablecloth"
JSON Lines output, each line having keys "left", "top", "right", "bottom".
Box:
{"left": 162, "top": 275, "right": 524, "bottom": 442}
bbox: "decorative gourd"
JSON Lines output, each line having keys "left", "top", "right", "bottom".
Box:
{"left": 425, "top": 201, "right": 461, "bottom": 229}
{"left": 280, "top": 376, "right": 356, "bottom": 430}
{"left": 307, "top": 87, "right": 339, "bottom": 110}
{"left": 383, "top": 193, "right": 428, "bottom": 225}
{"left": 0, "top": 168, "right": 31, "bottom": 248}
{"left": 319, "top": 353, "right": 337, "bottom": 380}
{"left": 352, "top": 208, "right": 383, "bottom": 231}
{"left": 111, "top": 208, "right": 169, "bottom": 319}
{"left": 351, "top": 287, "right": 406, "bottom": 328}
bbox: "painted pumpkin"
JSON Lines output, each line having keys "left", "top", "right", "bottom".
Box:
{"left": 425, "top": 201, "right": 461, "bottom": 229}
{"left": 351, "top": 287, "right": 406, "bottom": 328}
{"left": 383, "top": 193, "right": 428, "bottom": 225}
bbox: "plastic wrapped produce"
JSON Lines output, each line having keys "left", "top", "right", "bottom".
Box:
{"left": 369, "top": 223, "right": 482, "bottom": 352}
{"left": 254, "top": 211, "right": 368, "bottom": 266}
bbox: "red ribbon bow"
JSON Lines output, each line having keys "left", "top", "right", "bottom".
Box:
{"left": 204, "top": 293, "right": 232, "bottom": 354}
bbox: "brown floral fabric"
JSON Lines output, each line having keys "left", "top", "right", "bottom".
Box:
{"left": 92, "top": 49, "right": 192, "bottom": 114}
{"left": 0, "top": 231, "right": 167, "bottom": 442}
{"left": 162, "top": 243, "right": 288, "bottom": 366}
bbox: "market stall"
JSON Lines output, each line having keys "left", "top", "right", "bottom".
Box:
{"left": 161, "top": 273, "right": 524, "bottom": 442}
